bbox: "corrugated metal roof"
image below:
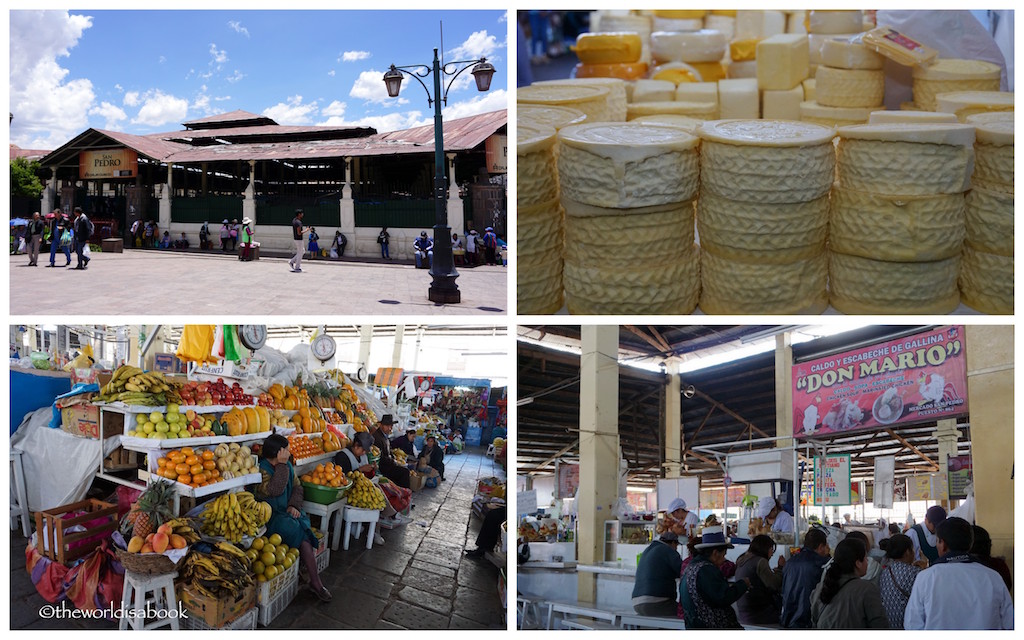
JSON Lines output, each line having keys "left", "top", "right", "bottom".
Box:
{"left": 182, "top": 110, "right": 276, "bottom": 129}
{"left": 10, "top": 145, "right": 51, "bottom": 161}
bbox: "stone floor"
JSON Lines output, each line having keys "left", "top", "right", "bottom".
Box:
{"left": 9, "top": 447, "right": 507, "bottom": 630}
{"left": 9, "top": 250, "right": 508, "bottom": 315}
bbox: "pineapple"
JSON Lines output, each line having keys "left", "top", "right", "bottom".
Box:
{"left": 131, "top": 480, "right": 176, "bottom": 538}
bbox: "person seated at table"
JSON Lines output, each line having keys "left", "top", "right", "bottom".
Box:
{"left": 735, "top": 534, "right": 785, "bottom": 627}
{"left": 372, "top": 414, "right": 410, "bottom": 489}
{"left": 391, "top": 429, "right": 417, "bottom": 458}
{"left": 679, "top": 526, "right": 750, "bottom": 629}
{"left": 335, "top": 432, "right": 376, "bottom": 477}
{"left": 810, "top": 538, "right": 888, "bottom": 629}
{"left": 255, "top": 434, "right": 331, "bottom": 602}
{"left": 417, "top": 435, "right": 445, "bottom": 481}
{"left": 632, "top": 530, "right": 683, "bottom": 617}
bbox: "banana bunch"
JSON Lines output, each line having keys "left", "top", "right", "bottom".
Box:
{"left": 345, "top": 471, "right": 387, "bottom": 510}
{"left": 163, "top": 517, "right": 202, "bottom": 544}
{"left": 97, "top": 365, "right": 182, "bottom": 405}
{"left": 235, "top": 491, "right": 273, "bottom": 528}
{"left": 180, "top": 541, "right": 253, "bottom": 598}
{"left": 199, "top": 492, "right": 267, "bottom": 543}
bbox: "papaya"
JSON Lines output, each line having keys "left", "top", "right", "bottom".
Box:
{"left": 268, "top": 383, "right": 285, "bottom": 401}
{"left": 243, "top": 407, "right": 260, "bottom": 434}
{"left": 223, "top": 413, "right": 243, "bottom": 437}
{"left": 255, "top": 406, "right": 270, "bottom": 432}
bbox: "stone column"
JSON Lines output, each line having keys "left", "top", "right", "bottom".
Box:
{"left": 158, "top": 164, "right": 172, "bottom": 228}
{"left": 447, "top": 153, "right": 465, "bottom": 238}
{"left": 243, "top": 160, "right": 256, "bottom": 223}
{"left": 577, "top": 325, "right": 620, "bottom": 602}
{"left": 392, "top": 325, "right": 405, "bottom": 368}
{"left": 775, "top": 332, "right": 794, "bottom": 448}
{"left": 41, "top": 171, "right": 57, "bottom": 212}
{"left": 664, "top": 363, "right": 682, "bottom": 478}
{"left": 357, "top": 325, "right": 373, "bottom": 389}
{"left": 339, "top": 157, "right": 356, "bottom": 254}
{"left": 934, "top": 419, "right": 960, "bottom": 509}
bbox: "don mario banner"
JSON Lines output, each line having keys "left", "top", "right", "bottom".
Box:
{"left": 793, "top": 326, "right": 968, "bottom": 438}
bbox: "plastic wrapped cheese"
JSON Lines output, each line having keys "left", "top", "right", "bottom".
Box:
{"left": 698, "top": 189, "right": 828, "bottom": 263}
{"left": 829, "top": 252, "right": 961, "bottom": 315}
{"left": 518, "top": 104, "right": 588, "bottom": 131}
{"left": 808, "top": 11, "right": 863, "bottom": 35}
{"left": 800, "top": 100, "right": 872, "bottom": 127}
{"left": 557, "top": 122, "right": 700, "bottom": 208}
{"left": 933, "top": 90, "right": 1013, "bottom": 122}
{"left": 564, "top": 245, "right": 701, "bottom": 314}
{"left": 912, "top": 59, "right": 1003, "bottom": 111}
{"left": 718, "top": 78, "right": 760, "bottom": 119}
{"left": 563, "top": 198, "right": 695, "bottom": 263}
{"left": 631, "top": 79, "right": 676, "bottom": 103}
{"left": 650, "top": 29, "right": 728, "bottom": 64}
{"left": 815, "top": 66, "right": 884, "bottom": 108}
{"left": 756, "top": 34, "right": 810, "bottom": 91}
{"left": 821, "top": 38, "right": 884, "bottom": 70}
{"left": 700, "top": 248, "right": 828, "bottom": 314}
{"left": 964, "top": 187, "right": 1013, "bottom": 256}
{"left": 534, "top": 78, "right": 629, "bottom": 122}
{"left": 575, "top": 32, "right": 644, "bottom": 64}
{"left": 958, "top": 245, "right": 1013, "bottom": 314}
{"left": 861, "top": 26, "right": 938, "bottom": 68}
{"left": 519, "top": 84, "right": 614, "bottom": 123}
{"left": 626, "top": 100, "right": 718, "bottom": 121}
{"left": 829, "top": 186, "right": 966, "bottom": 262}
{"left": 517, "top": 122, "right": 559, "bottom": 207}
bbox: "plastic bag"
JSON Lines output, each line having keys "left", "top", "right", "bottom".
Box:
{"left": 83, "top": 244, "right": 92, "bottom": 258}
{"left": 177, "top": 325, "right": 219, "bottom": 364}
{"left": 380, "top": 479, "right": 411, "bottom": 513}
{"left": 17, "top": 237, "right": 26, "bottom": 253}
{"left": 329, "top": 247, "right": 338, "bottom": 259}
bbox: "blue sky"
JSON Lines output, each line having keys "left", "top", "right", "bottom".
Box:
{"left": 9, "top": 10, "right": 508, "bottom": 149}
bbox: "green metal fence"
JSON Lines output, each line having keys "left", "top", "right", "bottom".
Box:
{"left": 255, "top": 200, "right": 340, "bottom": 227}
{"left": 170, "top": 196, "right": 243, "bottom": 223}
{"left": 354, "top": 199, "right": 437, "bottom": 228}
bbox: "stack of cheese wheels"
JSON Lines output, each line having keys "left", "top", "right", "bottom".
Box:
{"left": 960, "top": 113, "right": 1014, "bottom": 314}
{"left": 557, "top": 122, "right": 701, "bottom": 314}
{"left": 830, "top": 123, "right": 976, "bottom": 314}
{"left": 517, "top": 122, "right": 564, "bottom": 314}
{"left": 800, "top": 37, "right": 880, "bottom": 126}
{"left": 574, "top": 32, "right": 647, "bottom": 81}
{"left": 650, "top": 29, "right": 728, "bottom": 83}
{"left": 695, "top": 120, "right": 835, "bottom": 314}
{"left": 518, "top": 83, "right": 613, "bottom": 124}
{"left": 934, "top": 90, "right": 1014, "bottom": 122}
{"left": 911, "top": 58, "right": 1002, "bottom": 111}
{"left": 518, "top": 104, "right": 588, "bottom": 159}
{"left": 532, "top": 78, "right": 629, "bottom": 122}
{"left": 596, "top": 13, "right": 653, "bottom": 64}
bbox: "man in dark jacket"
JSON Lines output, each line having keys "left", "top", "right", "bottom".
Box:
{"left": 371, "top": 414, "right": 410, "bottom": 489}
{"left": 391, "top": 429, "right": 417, "bottom": 458}
{"left": 632, "top": 531, "right": 683, "bottom": 616}
{"left": 417, "top": 435, "right": 445, "bottom": 480}
{"left": 780, "top": 527, "right": 832, "bottom": 628}
{"left": 72, "top": 207, "right": 92, "bottom": 270}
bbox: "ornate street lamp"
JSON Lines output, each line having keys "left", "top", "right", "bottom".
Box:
{"left": 383, "top": 49, "right": 496, "bottom": 304}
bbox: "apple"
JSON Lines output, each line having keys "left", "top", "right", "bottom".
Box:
{"left": 186, "top": 410, "right": 197, "bottom": 421}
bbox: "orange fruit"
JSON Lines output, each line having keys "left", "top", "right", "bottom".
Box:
{"left": 185, "top": 455, "right": 200, "bottom": 466}
{"left": 175, "top": 463, "right": 191, "bottom": 476}
{"left": 193, "top": 472, "right": 207, "bottom": 484}
{"left": 170, "top": 453, "right": 186, "bottom": 464}
{"left": 181, "top": 447, "right": 195, "bottom": 456}
{"left": 190, "top": 463, "right": 204, "bottom": 476}
{"left": 209, "top": 469, "right": 221, "bottom": 479}
{"left": 203, "top": 459, "right": 217, "bottom": 471}
{"left": 201, "top": 450, "right": 215, "bottom": 461}
{"left": 177, "top": 474, "right": 191, "bottom": 485}
{"left": 161, "top": 468, "right": 178, "bottom": 480}
{"left": 156, "top": 457, "right": 169, "bottom": 469}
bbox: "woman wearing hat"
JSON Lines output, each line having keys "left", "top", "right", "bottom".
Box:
{"left": 219, "top": 219, "right": 231, "bottom": 252}
{"left": 417, "top": 434, "right": 445, "bottom": 481}
{"left": 632, "top": 531, "right": 683, "bottom": 616}
{"left": 482, "top": 226, "right": 498, "bottom": 265}
{"left": 679, "top": 526, "right": 751, "bottom": 628}
{"left": 239, "top": 217, "right": 255, "bottom": 261}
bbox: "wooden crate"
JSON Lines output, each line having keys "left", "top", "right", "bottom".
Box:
{"left": 34, "top": 499, "right": 119, "bottom": 565}
{"left": 104, "top": 448, "right": 140, "bottom": 471}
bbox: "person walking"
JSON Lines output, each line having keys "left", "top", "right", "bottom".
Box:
{"left": 219, "top": 219, "right": 231, "bottom": 252}
{"left": 26, "top": 212, "right": 45, "bottom": 266}
{"left": 307, "top": 226, "right": 320, "bottom": 259}
{"left": 72, "top": 207, "right": 93, "bottom": 270}
{"left": 129, "top": 218, "right": 141, "bottom": 247}
{"left": 378, "top": 226, "right": 391, "bottom": 259}
{"left": 199, "top": 221, "right": 210, "bottom": 249}
{"left": 48, "top": 212, "right": 71, "bottom": 267}
{"left": 229, "top": 219, "right": 240, "bottom": 251}
{"left": 289, "top": 209, "right": 309, "bottom": 273}
{"left": 239, "top": 217, "right": 254, "bottom": 261}
{"left": 464, "top": 229, "right": 479, "bottom": 266}
{"left": 482, "top": 226, "right": 498, "bottom": 265}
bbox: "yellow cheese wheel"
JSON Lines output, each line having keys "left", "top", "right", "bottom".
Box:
{"left": 829, "top": 252, "right": 960, "bottom": 315}
{"left": 574, "top": 61, "right": 648, "bottom": 81}
{"left": 575, "top": 32, "right": 644, "bottom": 64}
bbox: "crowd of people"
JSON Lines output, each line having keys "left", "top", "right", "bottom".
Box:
{"left": 16, "top": 208, "right": 95, "bottom": 269}
{"left": 631, "top": 505, "right": 1013, "bottom": 630}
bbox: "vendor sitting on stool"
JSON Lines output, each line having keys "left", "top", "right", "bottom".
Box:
{"left": 632, "top": 530, "right": 683, "bottom": 617}
{"left": 417, "top": 435, "right": 445, "bottom": 481}
{"left": 372, "top": 414, "right": 411, "bottom": 489}
{"left": 336, "top": 432, "right": 376, "bottom": 477}
{"left": 255, "top": 434, "right": 331, "bottom": 602}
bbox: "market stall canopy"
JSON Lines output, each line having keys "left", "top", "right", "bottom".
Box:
{"left": 375, "top": 368, "right": 404, "bottom": 388}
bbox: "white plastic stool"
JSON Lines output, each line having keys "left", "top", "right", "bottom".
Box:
{"left": 119, "top": 570, "right": 179, "bottom": 630}
{"left": 342, "top": 506, "right": 380, "bottom": 550}
{"left": 302, "top": 499, "right": 346, "bottom": 551}
{"left": 9, "top": 450, "right": 31, "bottom": 537}
{"left": 485, "top": 444, "right": 495, "bottom": 457}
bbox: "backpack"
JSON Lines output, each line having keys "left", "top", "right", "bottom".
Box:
{"left": 84, "top": 216, "right": 95, "bottom": 237}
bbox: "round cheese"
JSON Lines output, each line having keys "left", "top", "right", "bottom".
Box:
{"left": 598, "top": 14, "right": 654, "bottom": 63}
{"left": 973, "top": 126, "right": 1014, "bottom": 191}
{"left": 912, "top": 60, "right": 1003, "bottom": 111}
{"left": 630, "top": 79, "right": 676, "bottom": 103}
{"left": 799, "top": 100, "right": 872, "bottom": 127}
{"left": 697, "top": 190, "right": 828, "bottom": 263}
{"left": 652, "top": 17, "right": 705, "bottom": 33}
{"left": 517, "top": 122, "right": 559, "bottom": 207}
{"left": 965, "top": 111, "right": 1014, "bottom": 126}
{"left": 557, "top": 122, "right": 700, "bottom": 208}
{"left": 934, "top": 90, "right": 1014, "bottom": 122}
{"left": 958, "top": 245, "right": 1013, "bottom": 314}
{"left": 829, "top": 186, "right": 966, "bottom": 262}
{"left": 651, "top": 30, "right": 728, "bottom": 64}
{"left": 815, "top": 66, "right": 884, "bottom": 108}
{"left": 690, "top": 61, "right": 727, "bottom": 83}
{"left": 808, "top": 33, "right": 860, "bottom": 65}
{"left": 533, "top": 78, "right": 629, "bottom": 122}
{"left": 626, "top": 101, "right": 718, "bottom": 120}
{"left": 964, "top": 186, "right": 1013, "bottom": 256}
{"left": 829, "top": 252, "right": 961, "bottom": 315}
{"left": 564, "top": 199, "right": 695, "bottom": 263}
{"left": 808, "top": 10, "right": 863, "bottom": 35}
{"left": 564, "top": 246, "right": 700, "bottom": 314}
{"left": 518, "top": 198, "right": 564, "bottom": 257}
{"left": 868, "top": 110, "right": 958, "bottom": 124}
{"left": 700, "top": 248, "right": 828, "bottom": 314}
{"left": 519, "top": 84, "right": 613, "bottom": 123}
{"left": 631, "top": 114, "right": 704, "bottom": 133}
{"left": 518, "top": 268, "right": 564, "bottom": 315}
{"left": 820, "top": 38, "right": 884, "bottom": 70}
{"left": 650, "top": 61, "right": 702, "bottom": 85}
{"left": 574, "top": 61, "right": 648, "bottom": 82}
{"left": 575, "top": 32, "right": 644, "bottom": 64}
{"left": 518, "top": 105, "right": 588, "bottom": 131}
{"left": 698, "top": 119, "right": 836, "bottom": 147}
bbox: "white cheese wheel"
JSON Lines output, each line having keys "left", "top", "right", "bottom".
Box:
{"left": 518, "top": 105, "right": 588, "bottom": 131}
{"left": 787, "top": 10, "right": 808, "bottom": 35}
{"left": 735, "top": 10, "right": 786, "bottom": 40}
{"left": 836, "top": 124, "right": 976, "bottom": 195}
{"left": 718, "top": 78, "right": 760, "bottom": 119}
{"left": 705, "top": 15, "right": 736, "bottom": 42}
{"left": 829, "top": 186, "right": 966, "bottom": 262}
{"left": 518, "top": 198, "right": 564, "bottom": 260}
{"left": 563, "top": 198, "right": 695, "bottom": 263}
{"left": 518, "top": 267, "right": 564, "bottom": 315}
{"left": 630, "top": 114, "right": 704, "bottom": 133}
{"left": 815, "top": 66, "right": 884, "bottom": 108}
{"left": 974, "top": 153, "right": 1014, "bottom": 195}
{"left": 652, "top": 17, "right": 705, "bottom": 33}
{"left": 519, "top": 84, "right": 613, "bottom": 123}
{"left": 674, "top": 82, "right": 718, "bottom": 107}
{"left": 959, "top": 245, "right": 1013, "bottom": 314}
{"left": 575, "top": 32, "right": 644, "bottom": 64}
{"left": 912, "top": 59, "right": 1003, "bottom": 111}
{"left": 965, "top": 111, "right": 1014, "bottom": 126}
{"left": 971, "top": 117, "right": 1015, "bottom": 147}
{"left": 799, "top": 100, "right": 872, "bottom": 127}
{"left": 517, "top": 122, "right": 559, "bottom": 207}
{"left": 964, "top": 187, "right": 1013, "bottom": 256}
{"left": 564, "top": 246, "right": 700, "bottom": 314}
{"left": 756, "top": 34, "right": 810, "bottom": 91}
{"left": 934, "top": 90, "right": 1014, "bottom": 122}
{"left": 820, "top": 38, "right": 884, "bottom": 70}
{"left": 808, "top": 33, "right": 861, "bottom": 66}
{"left": 533, "top": 78, "right": 629, "bottom": 122}
{"left": 698, "top": 190, "right": 828, "bottom": 263}
{"left": 727, "top": 60, "right": 758, "bottom": 79}
{"left": 700, "top": 248, "right": 828, "bottom": 314}
{"left": 631, "top": 79, "right": 676, "bottom": 103}
{"left": 626, "top": 101, "right": 718, "bottom": 120}
{"left": 829, "top": 252, "right": 960, "bottom": 314}
{"left": 802, "top": 78, "right": 816, "bottom": 102}
{"left": 808, "top": 11, "right": 864, "bottom": 35}
{"left": 651, "top": 30, "right": 728, "bottom": 64}
{"left": 557, "top": 122, "right": 700, "bottom": 208}
{"left": 762, "top": 85, "right": 806, "bottom": 121}
{"left": 517, "top": 199, "right": 565, "bottom": 315}
{"left": 868, "top": 110, "right": 958, "bottom": 124}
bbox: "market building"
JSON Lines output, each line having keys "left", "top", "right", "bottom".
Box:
{"left": 10, "top": 324, "right": 508, "bottom": 630}
{"left": 516, "top": 324, "right": 1012, "bottom": 630}
{"left": 32, "top": 110, "right": 507, "bottom": 257}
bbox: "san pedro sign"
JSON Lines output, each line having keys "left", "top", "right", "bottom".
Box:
{"left": 79, "top": 149, "right": 139, "bottom": 180}
{"left": 793, "top": 326, "right": 968, "bottom": 438}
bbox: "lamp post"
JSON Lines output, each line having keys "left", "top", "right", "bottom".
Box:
{"left": 384, "top": 49, "right": 495, "bottom": 304}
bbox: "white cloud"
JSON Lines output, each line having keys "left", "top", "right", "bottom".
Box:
{"left": 9, "top": 10, "right": 95, "bottom": 148}
{"left": 226, "top": 70, "right": 245, "bottom": 83}
{"left": 132, "top": 90, "right": 189, "bottom": 127}
{"left": 89, "top": 101, "right": 128, "bottom": 130}
{"left": 228, "top": 20, "right": 250, "bottom": 37}
{"left": 499, "top": 11, "right": 508, "bottom": 22}
{"left": 114, "top": 83, "right": 123, "bottom": 92}
{"left": 191, "top": 94, "right": 211, "bottom": 114}
{"left": 262, "top": 95, "right": 319, "bottom": 125}
{"left": 448, "top": 30, "right": 501, "bottom": 61}
{"left": 321, "top": 100, "right": 346, "bottom": 117}
{"left": 327, "top": 70, "right": 336, "bottom": 77}
{"left": 349, "top": 69, "right": 408, "bottom": 105}
{"left": 209, "top": 43, "right": 228, "bottom": 67}
{"left": 123, "top": 91, "right": 140, "bottom": 107}
{"left": 442, "top": 89, "right": 508, "bottom": 121}
{"left": 342, "top": 50, "right": 371, "bottom": 62}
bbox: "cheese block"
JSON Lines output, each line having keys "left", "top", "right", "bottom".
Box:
{"left": 965, "top": 111, "right": 1014, "bottom": 125}
{"left": 700, "top": 248, "right": 828, "bottom": 314}
{"left": 800, "top": 100, "right": 872, "bottom": 127}
{"left": 727, "top": 60, "right": 758, "bottom": 79}
{"left": 972, "top": 120, "right": 1014, "bottom": 191}
{"left": 835, "top": 124, "right": 976, "bottom": 195}
{"left": 912, "top": 59, "right": 1003, "bottom": 111}
{"left": 518, "top": 104, "right": 588, "bottom": 131}
{"left": 631, "top": 79, "right": 676, "bottom": 103}
{"left": 958, "top": 245, "right": 1013, "bottom": 314}
{"left": 757, "top": 34, "right": 810, "bottom": 91}
{"left": 705, "top": 15, "right": 736, "bottom": 42}
{"left": 652, "top": 17, "right": 705, "bottom": 33}
{"left": 808, "top": 11, "right": 863, "bottom": 35}
{"left": 517, "top": 198, "right": 564, "bottom": 258}
{"left": 517, "top": 122, "right": 559, "bottom": 207}
{"left": 626, "top": 100, "right": 718, "bottom": 120}
{"left": 964, "top": 187, "right": 1013, "bottom": 256}
{"left": 868, "top": 110, "right": 958, "bottom": 124}
{"left": 862, "top": 27, "right": 938, "bottom": 67}
{"left": 564, "top": 247, "right": 700, "bottom": 314}
{"left": 787, "top": 10, "right": 808, "bottom": 35}
{"left": 933, "top": 90, "right": 1014, "bottom": 122}
{"left": 698, "top": 189, "right": 828, "bottom": 263}
{"left": 697, "top": 119, "right": 836, "bottom": 203}
{"left": 690, "top": 61, "right": 727, "bottom": 83}
{"left": 815, "top": 66, "right": 884, "bottom": 108}
{"left": 802, "top": 78, "right": 816, "bottom": 102}
{"left": 730, "top": 39, "right": 760, "bottom": 62}
{"left": 829, "top": 186, "right": 966, "bottom": 262}
{"left": 829, "top": 252, "right": 961, "bottom": 315}
{"left": 519, "top": 84, "right": 613, "bottom": 123}
{"left": 630, "top": 114, "right": 704, "bottom": 133}
{"left": 735, "top": 10, "right": 786, "bottom": 40}
{"left": 820, "top": 38, "right": 884, "bottom": 70}
{"left": 575, "top": 32, "right": 644, "bottom": 64}
{"left": 557, "top": 122, "right": 700, "bottom": 208}
{"left": 563, "top": 199, "right": 695, "bottom": 264}
{"left": 807, "top": 33, "right": 860, "bottom": 66}
{"left": 651, "top": 30, "right": 728, "bottom": 64}
{"left": 718, "top": 78, "right": 760, "bottom": 119}
{"left": 675, "top": 82, "right": 718, "bottom": 107}
{"left": 762, "top": 85, "right": 805, "bottom": 120}
{"left": 598, "top": 14, "right": 653, "bottom": 64}
{"left": 650, "top": 61, "right": 702, "bottom": 85}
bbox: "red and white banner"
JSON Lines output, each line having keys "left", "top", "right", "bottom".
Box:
{"left": 793, "top": 326, "right": 968, "bottom": 438}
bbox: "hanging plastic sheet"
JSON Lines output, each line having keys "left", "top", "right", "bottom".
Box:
{"left": 176, "top": 325, "right": 219, "bottom": 364}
